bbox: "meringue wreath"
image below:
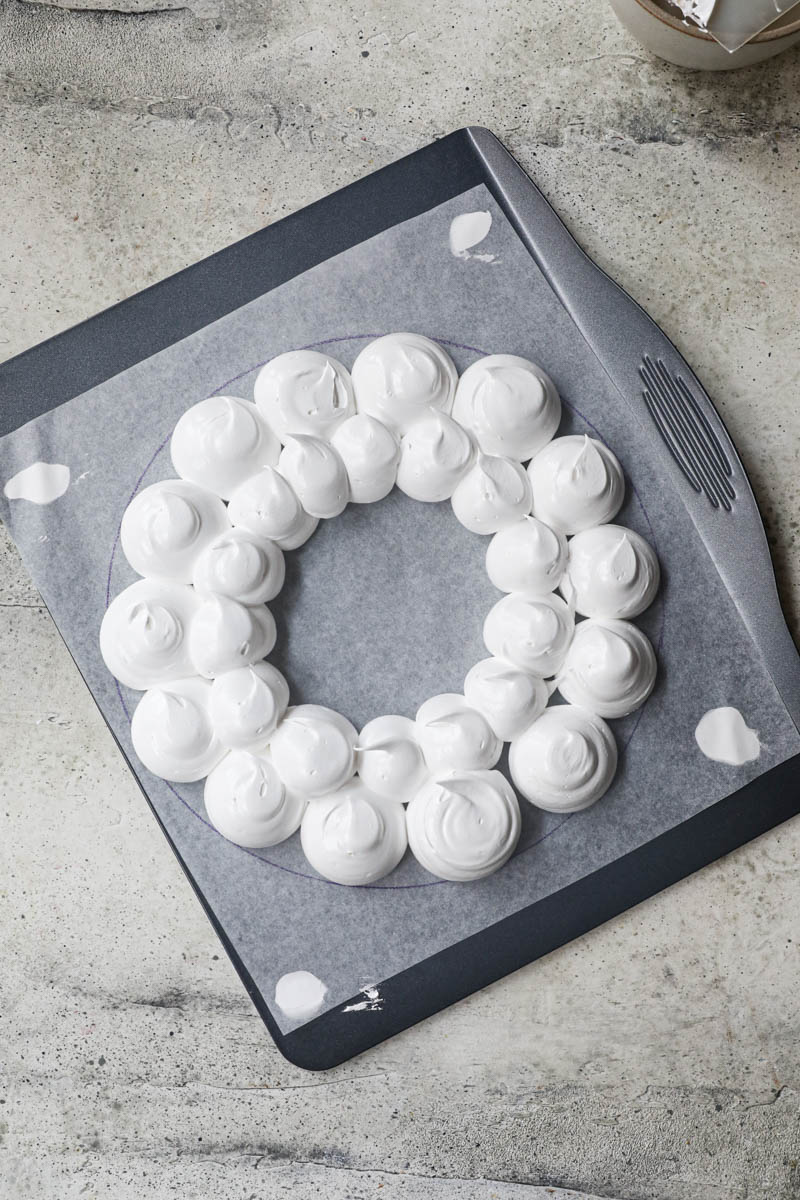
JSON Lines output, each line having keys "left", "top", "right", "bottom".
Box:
{"left": 100, "top": 334, "right": 660, "bottom": 886}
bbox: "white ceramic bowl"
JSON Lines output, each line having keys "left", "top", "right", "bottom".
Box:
{"left": 609, "top": 0, "right": 800, "bottom": 69}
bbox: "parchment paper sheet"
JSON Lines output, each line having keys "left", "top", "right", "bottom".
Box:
{"left": 2, "top": 184, "right": 798, "bottom": 1033}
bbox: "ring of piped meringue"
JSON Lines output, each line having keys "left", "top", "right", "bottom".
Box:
{"left": 105, "top": 334, "right": 660, "bottom": 887}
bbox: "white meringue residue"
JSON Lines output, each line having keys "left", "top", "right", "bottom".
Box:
{"left": 274, "top": 970, "right": 328, "bottom": 1021}
{"left": 192, "top": 528, "right": 285, "bottom": 606}
{"left": 170, "top": 395, "right": 280, "bottom": 499}
{"left": 209, "top": 661, "right": 290, "bottom": 750}
{"left": 188, "top": 595, "right": 276, "bottom": 679}
{"left": 561, "top": 524, "right": 660, "bottom": 620}
{"left": 416, "top": 693, "right": 502, "bottom": 773}
{"left": 464, "top": 657, "right": 548, "bottom": 741}
{"left": 100, "top": 578, "right": 197, "bottom": 691}
{"left": 529, "top": 435, "right": 625, "bottom": 534}
{"left": 451, "top": 453, "right": 532, "bottom": 535}
{"left": 509, "top": 704, "right": 617, "bottom": 813}
{"left": 351, "top": 333, "right": 458, "bottom": 435}
{"left": 695, "top": 707, "right": 761, "bottom": 766}
{"left": 204, "top": 749, "right": 305, "bottom": 847}
{"left": 557, "top": 619, "right": 657, "bottom": 719}
{"left": 396, "top": 411, "right": 474, "bottom": 503}
{"left": 452, "top": 354, "right": 561, "bottom": 460}
{"left": 406, "top": 769, "right": 521, "bottom": 881}
{"left": 449, "top": 210, "right": 494, "bottom": 260}
{"left": 269, "top": 705, "right": 357, "bottom": 798}
{"left": 485, "top": 516, "right": 568, "bottom": 596}
{"left": 4, "top": 461, "right": 70, "bottom": 504}
{"left": 227, "top": 466, "right": 318, "bottom": 550}
{"left": 120, "top": 479, "right": 230, "bottom": 583}
{"left": 131, "top": 676, "right": 224, "bottom": 783}
{"left": 254, "top": 350, "right": 355, "bottom": 442}
{"left": 278, "top": 435, "right": 349, "bottom": 519}
{"left": 356, "top": 714, "right": 429, "bottom": 803}
{"left": 331, "top": 413, "right": 399, "bottom": 504}
{"left": 301, "top": 780, "right": 408, "bottom": 885}
{"left": 483, "top": 592, "right": 575, "bottom": 677}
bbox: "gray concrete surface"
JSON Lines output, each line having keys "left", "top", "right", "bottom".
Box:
{"left": 2, "top": 1, "right": 800, "bottom": 1197}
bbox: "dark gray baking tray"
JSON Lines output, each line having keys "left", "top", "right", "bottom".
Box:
{"left": 2, "top": 127, "right": 799, "bottom": 1069}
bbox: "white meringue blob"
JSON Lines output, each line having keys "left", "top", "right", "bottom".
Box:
{"left": 204, "top": 749, "right": 305, "bottom": 848}
{"left": 509, "top": 704, "right": 617, "bottom": 812}
{"left": 556, "top": 619, "right": 657, "bottom": 718}
{"left": 464, "top": 657, "right": 548, "bottom": 741}
{"left": 528, "top": 435, "right": 625, "bottom": 534}
{"left": 695, "top": 707, "right": 761, "bottom": 766}
{"left": 120, "top": 479, "right": 230, "bottom": 583}
{"left": 485, "top": 516, "right": 568, "bottom": 596}
{"left": 406, "top": 769, "right": 521, "bottom": 882}
{"left": 416, "top": 693, "right": 502, "bottom": 773}
{"left": 131, "top": 676, "right": 224, "bottom": 782}
{"left": 483, "top": 592, "right": 575, "bottom": 677}
{"left": 170, "top": 395, "right": 280, "bottom": 499}
{"left": 561, "top": 524, "right": 660, "bottom": 619}
{"left": 269, "top": 704, "right": 358, "bottom": 798}
{"left": 192, "top": 528, "right": 285, "bottom": 606}
{"left": 330, "top": 413, "right": 399, "bottom": 504}
{"left": 396, "top": 411, "right": 474, "bottom": 502}
{"left": 100, "top": 579, "right": 197, "bottom": 691}
{"left": 451, "top": 453, "right": 532, "bottom": 534}
{"left": 351, "top": 333, "right": 458, "bottom": 435}
{"left": 254, "top": 350, "right": 355, "bottom": 441}
{"left": 452, "top": 354, "right": 561, "bottom": 461}
{"left": 227, "top": 466, "right": 318, "bottom": 550}
{"left": 278, "top": 435, "right": 349, "bottom": 519}
{"left": 356, "top": 714, "right": 429, "bottom": 803}
{"left": 300, "top": 780, "right": 408, "bottom": 885}
{"left": 209, "top": 661, "right": 290, "bottom": 750}
{"left": 188, "top": 595, "right": 276, "bottom": 678}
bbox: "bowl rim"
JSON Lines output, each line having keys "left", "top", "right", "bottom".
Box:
{"left": 631, "top": 0, "right": 800, "bottom": 43}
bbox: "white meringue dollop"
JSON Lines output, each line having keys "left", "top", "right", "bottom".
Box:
{"left": 356, "top": 714, "right": 429, "bottom": 803}
{"left": 561, "top": 524, "right": 660, "bottom": 619}
{"left": 227, "top": 466, "right": 319, "bottom": 550}
{"left": 188, "top": 595, "right": 276, "bottom": 679}
{"left": 204, "top": 749, "right": 305, "bottom": 847}
{"left": 300, "top": 780, "right": 408, "bottom": 885}
{"left": 396, "top": 411, "right": 474, "bottom": 503}
{"left": 556, "top": 619, "right": 657, "bottom": 719}
{"left": 269, "top": 705, "right": 358, "bottom": 798}
{"left": 191, "top": 528, "right": 285, "bottom": 606}
{"left": 464, "top": 656, "right": 548, "bottom": 741}
{"left": 170, "top": 395, "right": 280, "bottom": 499}
{"left": 351, "top": 333, "right": 458, "bottom": 435}
{"left": 451, "top": 453, "right": 533, "bottom": 535}
{"left": 100, "top": 579, "right": 197, "bottom": 691}
{"left": 131, "top": 676, "right": 224, "bottom": 782}
{"left": 528, "top": 435, "right": 625, "bottom": 534}
{"left": 406, "top": 769, "right": 521, "bottom": 882}
{"left": 254, "top": 350, "right": 355, "bottom": 442}
{"left": 509, "top": 704, "right": 618, "bottom": 812}
{"left": 278, "top": 435, "right": 349, "bottom": 519}
{"left": 120, "top": 479, "right": 230, "bottom": 583}
{"left": 452, "top": 354, "right": 561, "bottom": 461}
{"left": 330, "top": 413, "right": 399, "bottom": 504}
{"left": 483, "top": 592, "right": 575, "bottom": 677}
{"left": 485, "top": 516, "right": 568, "bottom": 596}
{"left": 209, "top": 661, "right": 290, "bottom": 750}
{"left": 416, "top": 693, "right": 502, "bottom": 773}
